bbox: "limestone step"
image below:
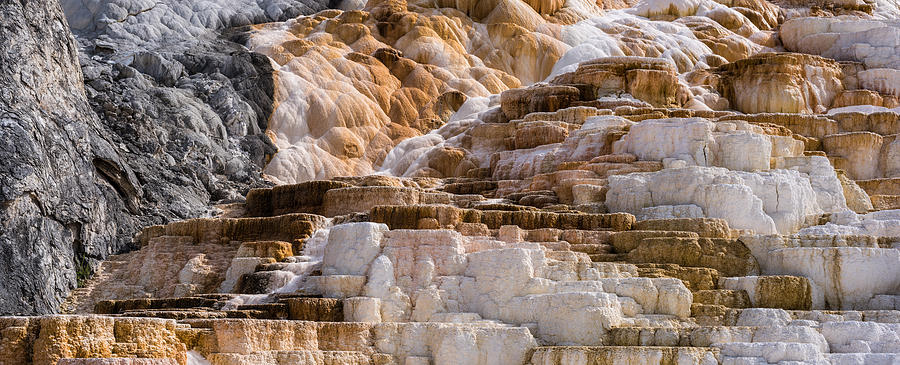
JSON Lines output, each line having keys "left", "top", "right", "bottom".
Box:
{"left": 180, "top": 319, "right": 376, "bottom": 354}
{"left": 692, "top": 304, "right": 735, "bottom": 325}
{"left": 545, "top": 250, "right": 591, "bottom": 263}
{"left": 528, "top": 346, "right": 720, "bottom": 364}
{"left": 235, "top": 240, "right": 294, "bottom": 261}
{"left": 206, "top": 350, "right": 374, "bottom": 364}
{"left": 505, "top": 190, "right": 559, "bottom": 208}
{"left": 94, "top": 295, "right": 234, "bottom": 314}
{"left": 369, "top": 204, "right": 635, "bottom": 231}
{"left": 58, "top": 359, "right": 177, "bottom": 365}
{"left": 871, "top": 195, "right": 900, "bottom": 210}
{"left": 569, "top": 243, "right": 613, "bottom": 255}
{"left": 428, "top": 312, "right": 484, "bottom": 323}
{"left": 636, "top": 264, "right": 720, "bottom": 292}
{"left": 855, "top": 178, "right": 900, "bottom": 196}
{"left": 473, "top": 202, "right": 539, "bottom": 211}
{"left": 94, "top": 295, "right": 345, "bottom": 322}
{"left": 793, "top": 309, "right": 900, "bottom": 324}
{"left": 633, "top": 218, "right": 735, "bottom": 239}
{"left": 826, "top": 353, "right": 900, "bottom": 365}
{"left": 868, "top": 295, "right": 900, "bottom": 310}
{"left": 608, "top": 326, "right": 752, "bottom": 347}
{"left": 138, "top": 213, "right": 327, "bottom": 248}
{"left": 115, "top": 307, "right": 286, "bottom": 320}
{"left": 719, "top": 275, "right": 813, "bottom": 310}
{"left": 624, "top": 236, "right": 757, "bottom": 277}
{"left": 691, "top": 306, "right": 900, "bottom": 327}
{"left": 580, "top": 161, "right": 661, "bottom": 179}
{"left": 693, "top": 290, "right": 752, "bottom": 309}
{"left": 589, "top": 253, "right": 623, "bottom": 262}
{"left": 118, "top": 309, "right": 229, "bottom": 320}
{"left": 609, "top": 326, "right": 759, "bottom": 347}
{"left": 279, "top": 297, "right": 344, "bottom": 321}
{"left": 235, "top": 303, "right": 289, "bottom": 319}
{"left": 508, "top": 227, "right": 614, "bottom": 246}
{"left": 609, "top": 324, "right": 830, "bottom": 350}
{"left": 716, "top": 341, "right": 825, "bottom": 364}
{"left": 247, "top": 182, "right": 462, "bottom": 218}
{"left": 244, "top": 180, "right": 352, "bottom": 217}
{"left": 610, "top": 230, "right": 700, "bottom": 254}
{"left": 1, "top": 316, "right": 186, "bottom": 363}
{"left": 442, "top": 180, "right": 498, "bottom": 196}
{"left": 256, "top": 262, "right": 302, "bottom": 271}
{"left": 590, "top": 262, "right": 640, "bottom": 279}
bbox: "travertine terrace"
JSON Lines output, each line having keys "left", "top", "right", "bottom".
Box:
{"left": 3, "top": 0, "right": 900, "bottom": 364}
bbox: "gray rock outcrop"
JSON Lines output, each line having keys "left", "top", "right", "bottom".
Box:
{"left": 0, "top": 0, "right": 335, "bottom": 315}
{"left": 0, "top": 0, "right": 135, "bottom": 315}
{"left": 62, "top": 0, "right": 338, "bottom": 56}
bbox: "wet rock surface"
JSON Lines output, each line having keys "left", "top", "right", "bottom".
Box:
{"left": 18, "top": 171, "right": 896, "bottom": 364}
{"left": 3, "top": 0, "right": 900, "bottom": 363}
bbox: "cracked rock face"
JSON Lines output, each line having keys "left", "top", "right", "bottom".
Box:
{"left": 0, "top": 0, "right": 337, "bottom": 315}
{"left": 0, "top": 0, "right": 135, "bottom": 315}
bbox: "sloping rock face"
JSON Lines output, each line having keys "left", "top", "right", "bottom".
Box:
{"left": 61, "top": 0, "right": 331, "bottom": 53}
{"left": 64, "top": 0, "right": 343, "bottom": 223}
{"left": 0, "top": 0, "right": 338, "bottom": 315}
{"left": 0, "top": 0, "right": 137, "bottom": 315}
{"left": 247, "top": 0, "right": 582, "bottom": 183}
{"left": 79, "top": 49, "right": 277, "bottom": 219}
{"left": 248, "top": 0, "right": 788, "bottom": 183}
{"left": 5, "top": 0, "right": 900, "bottom": 363}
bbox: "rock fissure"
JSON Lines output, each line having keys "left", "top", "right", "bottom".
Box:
{"left": 112, "top": 2, "right": 162, "bottom": 24}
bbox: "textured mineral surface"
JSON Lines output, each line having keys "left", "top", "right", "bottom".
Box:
{"left": 2, "top": 0, "right": 900, "bottom": 363}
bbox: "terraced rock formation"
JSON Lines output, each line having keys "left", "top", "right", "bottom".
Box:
{"left": 8, "top": 173, "right": 895, "bottom": 364}
{"left": 2, "top": 0, "right": 900, "bottom": 363}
